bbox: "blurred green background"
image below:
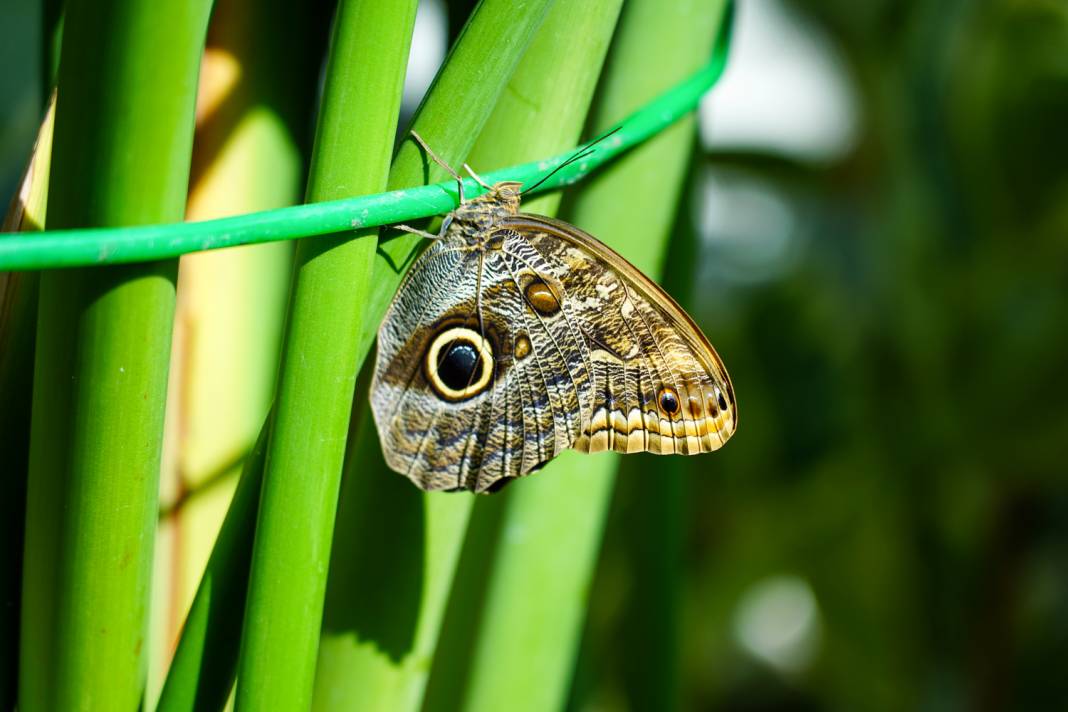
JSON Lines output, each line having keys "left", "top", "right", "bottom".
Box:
{"left": 2, "top": 0, "right": 1066, "bottom": 710}
{"left": 578, "top": 1, "right": 1068, "bottom": 710}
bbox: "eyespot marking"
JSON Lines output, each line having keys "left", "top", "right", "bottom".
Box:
{"left": 687, "top": 396, "right": 704, "bottom": 418}
{"left": 425, "top": 326, "right": 494, "bottom": 401}
{"left": 524, "top": 280, "right": 561, "bottom": 316}
{"left": 707, "top": 391, "right": 720, "bottom": 417}
{"left": 438, "top": 342, "right": 479, "bottom": 390}
{"left": 657, "top": 387, "right": 680, "bottom": 416}
{"left": 514, "top": 334, "right": 532, "bottom": 360}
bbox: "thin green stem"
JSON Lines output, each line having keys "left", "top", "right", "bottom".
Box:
{"left": 0, "top": 36, "right": 732, "bottom": 271}
{"left": 233, "top": 2, "right": 418, "bottom": 710}
{"left": 18, "top": 0, "right": 211, "bottom": 708}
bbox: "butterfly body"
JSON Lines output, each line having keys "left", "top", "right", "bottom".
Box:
{"left": 371, "top": 182, "right": 736, "bottom": 493}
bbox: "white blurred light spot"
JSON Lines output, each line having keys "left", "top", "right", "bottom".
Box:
{"left": 696, "top": 168, "right": 800, "bottom": 285}
{"left": 732, "top": 575, "right": 821, "bottom": 674}
{"left": 403, "top": 0, "right": 448, "bottom": 112}
{"left": 700, "top": 0, "right": 859, "bottom": 162}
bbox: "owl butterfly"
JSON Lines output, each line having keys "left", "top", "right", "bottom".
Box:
{"left": 371, "top": 133, "right": 736, "bottom": 493}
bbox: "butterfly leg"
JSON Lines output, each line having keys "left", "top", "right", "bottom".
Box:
{"left": 393, "top": 224, "right": 441, "bottom": 241}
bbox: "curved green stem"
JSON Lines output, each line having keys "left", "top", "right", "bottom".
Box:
{"left": 309, "top": 0, "right": 558, "bottom": 708}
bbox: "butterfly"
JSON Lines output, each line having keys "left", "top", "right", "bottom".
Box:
{"left": 370, "top": 133, "right": 736, "bottom": 493}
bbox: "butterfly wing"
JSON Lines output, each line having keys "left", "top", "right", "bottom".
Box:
{"left": 371, "top": 215, "right": 737, "bottom": 493}
{"left": 501, "top": 214, "right": 737, "bottom": 458}
{"left": 371, "top": 234, "right": 593, "bottom": 492}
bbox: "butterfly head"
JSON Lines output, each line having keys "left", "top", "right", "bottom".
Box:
{"left": 485, "top": 181, "right": 523, "bottom": 213}
{"left": 450, "top": 181, "right": 523, "bottom": 237}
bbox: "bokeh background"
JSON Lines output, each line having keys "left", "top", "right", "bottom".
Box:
{"left": 2, "top": 0, "right": 1066, "bottom": 710}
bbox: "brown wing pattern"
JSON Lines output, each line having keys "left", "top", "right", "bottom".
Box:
{"left": 371, "top": 213, "right": 736, "bottom": 493}
{"left": 371, "top": 232, "right": 594, "bottom": 492}
{"left": 504, "top": 215, "right": 737, "bottom": 458}
{"left": 371, "top": 240, "right": 489, "bottom": 491}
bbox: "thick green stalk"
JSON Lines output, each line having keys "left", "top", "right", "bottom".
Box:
{"left": 233, "top": 3, "right": 418, "bottom": 710}
{"left": 19, "top": 0, "right": 211, "bottom": 708}
{"left": 151, "top": 0, "right": 325, "bottom": 706}
{"left": 311, "top": 2, "right": 556, "bottom": 709}
{"left": 419, "top": 3, "right": 624, "bottom": 709}
{"left": 312, "top": 417, "right": 474, "bottom": 712}
{"left": 464, "top": 0, "right": 625, "bottom": 216}
{"left": 458, "top": 2, "right": 730, "bottom": 710}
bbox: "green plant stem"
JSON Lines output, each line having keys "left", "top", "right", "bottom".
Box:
{"left": 151, "top": 0, "right": 326, "bottom": 706}
{"left": 18, "top": 0, "right": 211, "bottom": 708}
{"left": 0, "top": 37, "right": 732, "bottom": 272}
{"left": 233, "top": 3, "right": 418, "bottom": 710}
{"left": 456, "top": 2, "right": 730, "bottom": 710}
{"left": 311, "top": 2, "right": 556, "bottom": 709}
{"left": 463, "top": 0, "right": 625, "bottom": 217}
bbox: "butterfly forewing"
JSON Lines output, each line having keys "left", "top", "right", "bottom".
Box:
{"left": 372, "top": 240, "right": 487, "bottom": 490}
{"left": 371, "top": 231, "right": 593, "bottom": 492}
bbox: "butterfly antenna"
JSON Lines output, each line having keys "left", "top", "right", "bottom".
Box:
{"left": 520, "top": 125, "right": 623, "bottom": 196}
{"left": 410, "top": 130, "right": 467, "bottom": 204}
{"left": 463, "top": 163, "right": 493, "bottom": 191}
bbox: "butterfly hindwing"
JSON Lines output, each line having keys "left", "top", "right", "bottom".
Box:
{"left": 506, "top": 216, "right": 736, "bottom": 458}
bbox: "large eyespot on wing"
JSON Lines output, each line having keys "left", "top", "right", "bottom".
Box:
{"left": 502, "top": 214, "right": 737, "bottom": 457}
{"left": 370, "top": 239, "right": 499, "bottom": 491}
{"left": 370, "top": 233, "right": 595, "bottom": 493}
{"left": 424, "top": 326, "right": 494, "bottom": 402}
